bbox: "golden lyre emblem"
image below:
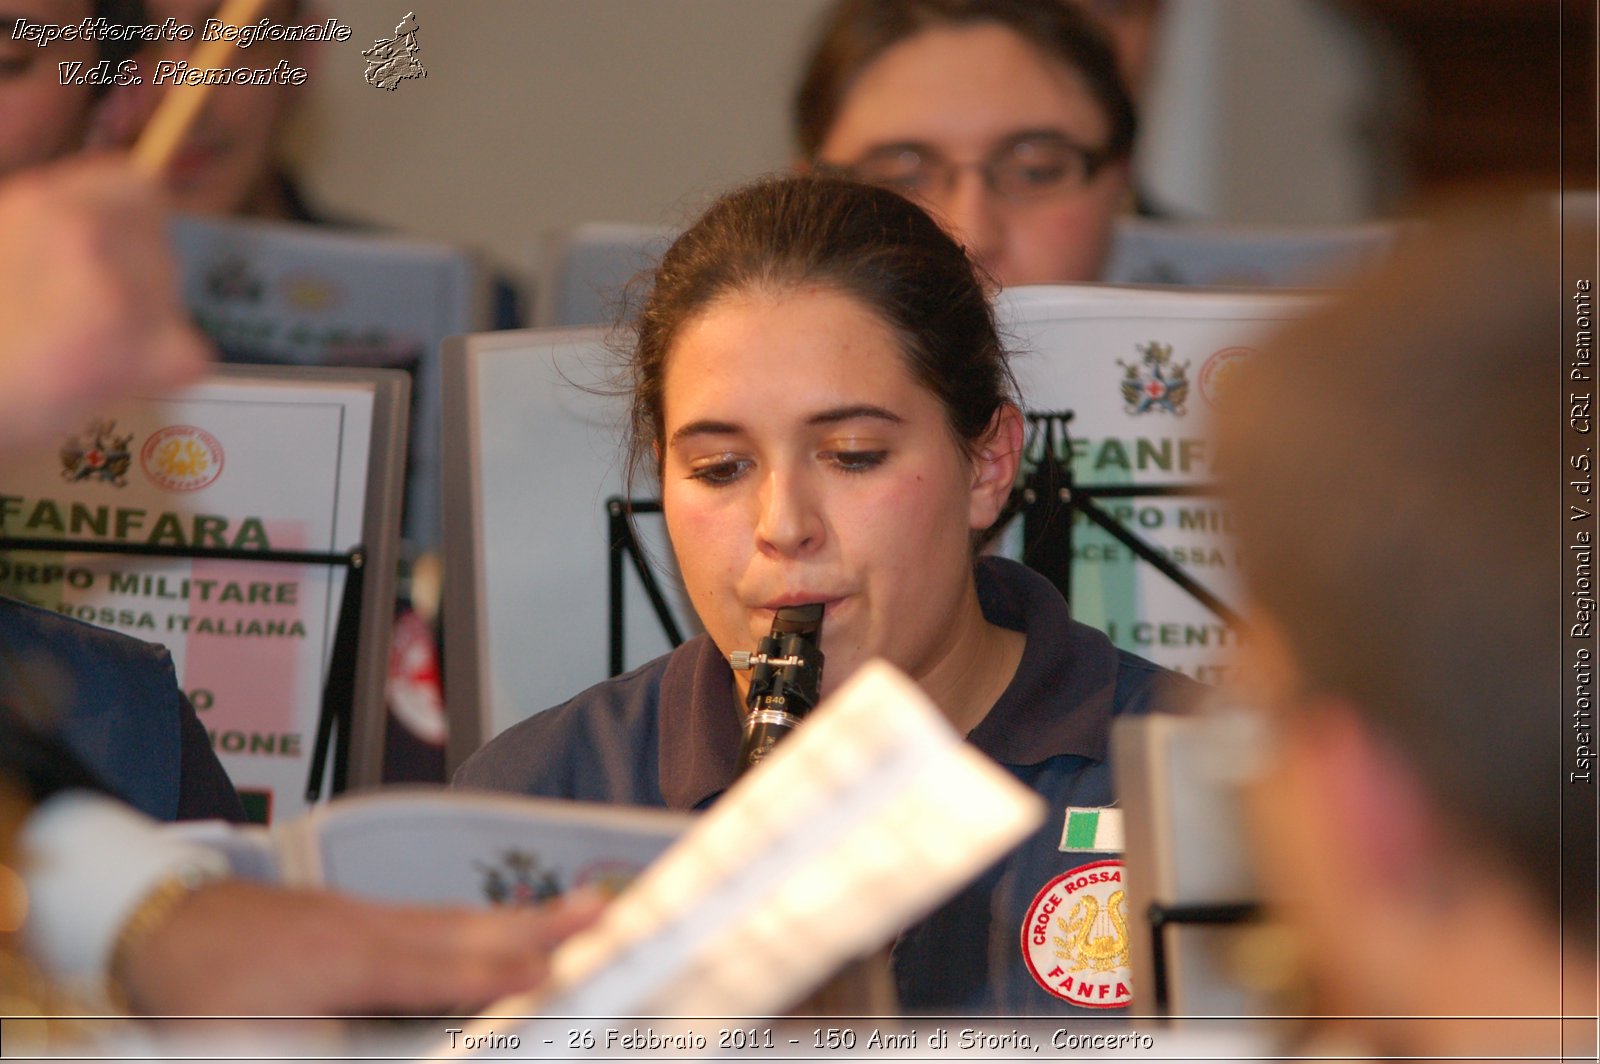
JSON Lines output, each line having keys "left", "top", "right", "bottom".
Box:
{"left": 1054, "top": 889, "right": 1131, "bottom": 973}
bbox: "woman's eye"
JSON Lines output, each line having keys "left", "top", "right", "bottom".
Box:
{"left": 1016, "top": 162, "right": 1069, "bottom": 186}
{"left": 856, "top": 149, "right": 936, "bottom": 196}
{"left": 687, "top": 458, "right": 750, "bottom": 485}
{"left": 883, "top": 171, "right": 933, "bottom": 195}
{"left": 827, "top": 450, "right": 888, "bottom": 473}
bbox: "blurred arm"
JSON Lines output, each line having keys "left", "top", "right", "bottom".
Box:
{"left": 20, "top": 790, "right": 603, "bottom": 1015}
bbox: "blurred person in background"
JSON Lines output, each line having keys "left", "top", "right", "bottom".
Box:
{"left": 1216, "top": 202, "right": 1595, "bottom": 1058}
{"left": 794, "top": 0, "right": 1136, "bottom": 286}
{"left": 100, "top": 0, "right": 319, "bottom": 219}
{"left": 0, "top": 0, "right": 143, "bottom": 178}
{"left": 103, "top": 0, "right": 517, "bottom": 786}
{"left": 107, "top": 0, "right": 524, "bottom": 327}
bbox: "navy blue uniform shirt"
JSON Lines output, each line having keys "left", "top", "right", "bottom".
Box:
{"left": 0, "top": 595, "right": 245, "bottom": 822}
{"left": 457, "top": 557, "right": 1199, "bottom": 1013}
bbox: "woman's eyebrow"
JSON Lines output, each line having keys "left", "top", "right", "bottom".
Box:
{"left": 668, "top": 419, "right": 743, "bottom": 447}
{"left": 807, "top": 404, "right": 904, "bottom": 427}
{"left": 669, "top": 405, "right": 901, "bottom": 445}
{"left": 857, "top": 139, "right": 932, "bottom": 159}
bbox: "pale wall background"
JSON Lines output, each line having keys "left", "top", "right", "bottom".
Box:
{"left": 286, "top": 1, "right": 1396, "bottom": 290}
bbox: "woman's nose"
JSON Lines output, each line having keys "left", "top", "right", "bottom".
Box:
{"left": 754, "top": 469, "right": 824, "bottom": 557}
{"left": 928, "top": 169, "right": 1006, "bottom": 280}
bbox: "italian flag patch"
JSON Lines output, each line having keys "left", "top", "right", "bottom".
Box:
{"left": 1059, "top": 807, "right": 1124, "bottom": 853}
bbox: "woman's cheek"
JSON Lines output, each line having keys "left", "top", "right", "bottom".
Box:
{"left": 869, "top": 462, "right": 964, "bottom": 544}
{"left": 669, "top": 496, "right": 743, "bottom": 557}
{"left": 666, "top": 496, "right": 747, "bottom": 600}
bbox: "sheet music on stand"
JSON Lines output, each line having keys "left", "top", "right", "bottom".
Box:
{"left": 440, "top": 661, "right": 1043, "bottom": 1044}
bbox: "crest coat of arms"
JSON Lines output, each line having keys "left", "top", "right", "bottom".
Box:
{"left": 60, "top": 420, "right": 133, "bottom": 486}
{"left": 476, "top": 849, "right": 564, "bottom": 906}
{"left": 1118, "top": 341, "right": 1190, "bottom": 416}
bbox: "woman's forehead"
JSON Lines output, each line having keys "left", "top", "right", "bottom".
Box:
{"left": 822, "top": 22, "right": 1109, "bottom": 157}
{"left": 661, "top": 286, "right": 930, "bottom": 420}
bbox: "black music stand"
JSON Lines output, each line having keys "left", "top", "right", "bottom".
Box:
{"left": 995, "top": 410, "right": 1240, "bottom": 627}
{"left": 605, "top": 498, "right": 685, "bottom": 677}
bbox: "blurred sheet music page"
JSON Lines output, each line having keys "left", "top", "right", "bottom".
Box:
{"left": 455, "top": 659, "right": 1044, "bottom": 1033}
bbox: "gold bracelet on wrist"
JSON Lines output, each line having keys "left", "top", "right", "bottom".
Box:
{"left": 106, "top": 863, "right": 223, "bottom": 1011}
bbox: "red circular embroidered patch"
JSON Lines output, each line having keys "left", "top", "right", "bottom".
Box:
{"left": 1020, "top": 860, "right": 1134, "bottom": 1007}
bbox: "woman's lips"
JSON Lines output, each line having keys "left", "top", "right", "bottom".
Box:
{"left": 757, "top": 595, "right": 843, "bottom": 611}
{"left": 752, "top": 596, "right": 848, "bottom": 626}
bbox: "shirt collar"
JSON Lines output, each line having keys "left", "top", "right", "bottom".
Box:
{"left": 964, "top": 557, "right": 1119, "bottom": 766}
{"left": 658, "top": 635, "right": 744, "bottom": 810}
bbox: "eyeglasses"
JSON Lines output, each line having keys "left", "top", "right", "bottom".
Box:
{"left": 817, "top": 132, "right": 1116, "bottom": 205}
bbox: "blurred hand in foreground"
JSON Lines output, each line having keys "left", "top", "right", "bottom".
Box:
{"left": 0, "top": 157, "right": 210, "bottom": 453}
{"left": 117, "top": 879, "right": 606, "bottom": 1015}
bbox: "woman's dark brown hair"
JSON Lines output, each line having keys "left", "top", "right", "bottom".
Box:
{"left": 626, "top": 174, "right": 1016, "bottom": 485}
{"left": 793, "top": 0, "right": 1137, "bottom": 162}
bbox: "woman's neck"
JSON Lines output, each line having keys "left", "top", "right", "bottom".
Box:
{"left": 914, "top": 583, "right": 1025, "bottom": 735}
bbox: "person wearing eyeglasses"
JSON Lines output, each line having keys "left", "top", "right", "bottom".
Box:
{"left": 795, "top": 0, "right": 1136, "bottom": 287}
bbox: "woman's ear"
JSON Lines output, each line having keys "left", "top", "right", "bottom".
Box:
{"left": 968, "top": 404, "right": 1024, "bottom": 530}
